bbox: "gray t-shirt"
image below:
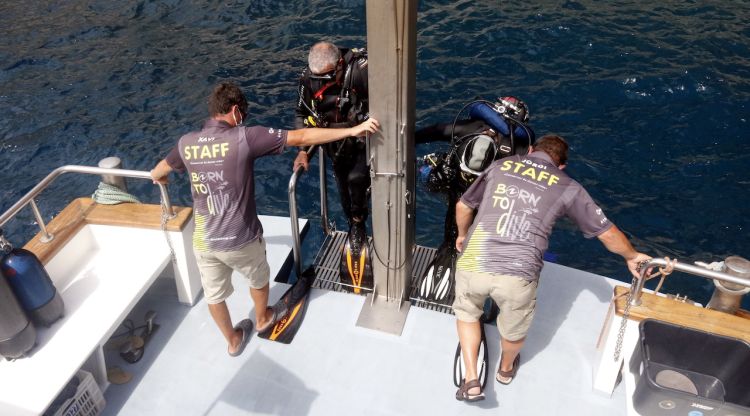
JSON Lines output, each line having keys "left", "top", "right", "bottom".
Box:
{"left": 166, "top": 119, "right": 287, "bottom": 251}
{"left": 457, "top": 151, "right": 612, "bottom": 280}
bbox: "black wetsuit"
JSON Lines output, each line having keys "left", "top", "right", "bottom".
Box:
{"left": 295, "top": 48, "right": 369, "bottom": 225}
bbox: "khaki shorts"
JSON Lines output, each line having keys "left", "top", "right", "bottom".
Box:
{"left": 193, "top": 237, "right": 270, "bottom": 304}
{"left": 452, "top": 269, "right": 538, "bottom": 342}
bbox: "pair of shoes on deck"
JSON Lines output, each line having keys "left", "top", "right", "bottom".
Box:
{"left": 228, "top": 319, "right": 253, "bottom": 357}
{"left": 496, "top": 353, "right": 520, "bottom": 385}
{"left": 455, "top": 379, "right": 485, "bottom": 402}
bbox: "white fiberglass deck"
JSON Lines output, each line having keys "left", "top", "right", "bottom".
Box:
{"left": 0, "top": 224, "right": 172, "bottom": 416}
{"left": 104, "top": 260, "right": 627, "bottom": 415}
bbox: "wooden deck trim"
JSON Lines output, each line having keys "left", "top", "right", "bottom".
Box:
{"left": 613, "top": 285, "right": 750, "bottom": 343}
{"left": 82, "top": 198, "right": 192, "bottom": 231}
{"left": 23, "top": 197, "right": 192, "bottom": 265}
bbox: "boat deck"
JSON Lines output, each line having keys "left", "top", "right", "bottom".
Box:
{"left": 102, "top": 259, "right": 627, "bottom": 415}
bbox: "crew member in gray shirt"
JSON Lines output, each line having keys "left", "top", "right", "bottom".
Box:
{"left": 151, "top": 82, "right": 379, "bottom": 357}
{"left": 452, "top": 134, "right": 650, "bottom": 401}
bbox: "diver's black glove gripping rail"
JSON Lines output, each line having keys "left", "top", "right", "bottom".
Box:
{"left": 0, "top": 165, "right": 175, "bottom": 244}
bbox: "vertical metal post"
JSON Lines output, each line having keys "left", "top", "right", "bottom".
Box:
{"left": 157, "top": 184, "right": 175, "bottom": 219}
{"left": 98, "top": 156, "right": 128, "bottom": 191}
{"left": 706, "top": 256, "right": 750, "bottom": 314}
{"left": 356, "top": 0, "right": 417, "bottom": 335}
{"left": 29, "top": 199, "right": 54, "bottom": 243}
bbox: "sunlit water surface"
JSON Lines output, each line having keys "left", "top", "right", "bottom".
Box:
{"left": 1, "top": 1, "right": 749, "bottom": 306}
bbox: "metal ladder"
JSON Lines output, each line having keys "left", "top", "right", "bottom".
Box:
{"left": 288, "top": 147, "right": 454, "bottom": 314}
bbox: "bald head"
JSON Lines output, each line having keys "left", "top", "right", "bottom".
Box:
{"left": 308, "top": 41, "right": 341, "bottom": 74}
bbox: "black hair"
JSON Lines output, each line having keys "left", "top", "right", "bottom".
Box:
{"left": 208, "top": 82, "right": 248, "bottom": 118}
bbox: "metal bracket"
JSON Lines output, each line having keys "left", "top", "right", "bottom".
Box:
{"left": 373, "top": 171, "right": 404, "bottom": 178}
{"left": 356, "top": 293, "right": 411, "bottom": 336}
{"left": 368, "top": 154, "right": 404, "bottom": 179}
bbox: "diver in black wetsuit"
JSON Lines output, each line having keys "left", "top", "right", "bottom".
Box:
{"left": 292, "top": 41, "right": 372, "bottom": 292}
{"left": 415, "top": 97, "right": 536, "bottom": 304}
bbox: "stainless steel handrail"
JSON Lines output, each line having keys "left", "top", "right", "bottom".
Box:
{"left": 631, "top": 258, "right": 750, "bottom": 306}
{"left": 289, "top": 146, "right": 328, "bottom": 277}
{"left": 0, "top": 165, "right": 174, "bottom": 243}
{"left": 319, "top": 147, "right": 331, "bottom": 235}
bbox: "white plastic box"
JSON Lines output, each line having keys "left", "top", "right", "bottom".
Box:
{"left": 52, "top": 370, "right": 106, "bottom": 416}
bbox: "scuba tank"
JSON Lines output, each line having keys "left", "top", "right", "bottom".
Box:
{"left": 0, "top": 231, "right": 37, "bottom": 359}
{"left": 0, "top": 230, "right": 64, "bottom": 328}
{"left": 0, "top": 274, "right": 36, "bottom": 359}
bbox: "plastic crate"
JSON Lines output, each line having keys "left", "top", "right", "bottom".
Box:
{"left": 53, "top": 370, "right": 106, "bottom": 416}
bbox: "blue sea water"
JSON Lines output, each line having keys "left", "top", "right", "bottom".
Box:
{"left": 1, "top": 1, "right": 748, "bottom": 307}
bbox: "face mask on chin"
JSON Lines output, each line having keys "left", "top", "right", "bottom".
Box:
{"left": 232, "top": 108, "right": 243, "bottom": 126}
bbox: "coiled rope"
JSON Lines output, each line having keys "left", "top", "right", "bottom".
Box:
{"left": 91, "top": 182, "right": 141, "bottom": 205}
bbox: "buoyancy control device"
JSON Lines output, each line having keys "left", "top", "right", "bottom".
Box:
{"left": 0, "top": 230, "right": 64, "bottom": 328}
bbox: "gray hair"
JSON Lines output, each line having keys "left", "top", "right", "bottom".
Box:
{"left": 308, "top": 41, "right": 341, "bottom": 74}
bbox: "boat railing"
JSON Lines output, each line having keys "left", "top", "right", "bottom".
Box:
{"left": 288, "top": 145, "right": 331, "bottom": 277}
{"left": 631, "top": 257, "right": 750, "bottom": 306}
{"left": 0, "top": 165, "right": 175, "bottom": 244}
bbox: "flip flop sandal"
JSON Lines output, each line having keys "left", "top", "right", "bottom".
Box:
{"left": 496, "top": 353, "right": 520, "bottom": 385}
{"left": 228, "top": 319, "right": 253, "bottom": 357}
{"left": 455, "top": 379, "right": 485, "bottom": 402}
{"left": 107, "top": 366, "right": 133, "bottom": 385}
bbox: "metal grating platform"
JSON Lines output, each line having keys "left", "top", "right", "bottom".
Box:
{"left": 311, "top": 231, "right": 453, "bottom": 314}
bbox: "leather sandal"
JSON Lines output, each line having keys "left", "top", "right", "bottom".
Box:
{"left": 455, "top": 379, "right": 485, "bottom": 402}
{"left": 496, "top": 353, "right": 520, "bottom": 385}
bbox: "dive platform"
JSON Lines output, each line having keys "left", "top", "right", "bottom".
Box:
{"left": 310, "top": 230, "right": 453, "bottom": 314}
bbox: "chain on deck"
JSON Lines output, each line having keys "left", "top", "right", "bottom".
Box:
{"left": 310, "top": 231, "right": 453, "bottom": 314}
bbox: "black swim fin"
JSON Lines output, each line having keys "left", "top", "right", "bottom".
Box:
{"left": 419, "top": 244, "right": 457, "bottom": 303}
{"left": 453, "top": 321, "right": 489, "bottom": 389}
{"left": 339, "top": 222, "right": 373, "bottom": 294}
{"left": 453, "top": 300, "right": 496, "bottom": 388}
{"left": 258, "top": 267, "right": 315, "bottom": 344}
